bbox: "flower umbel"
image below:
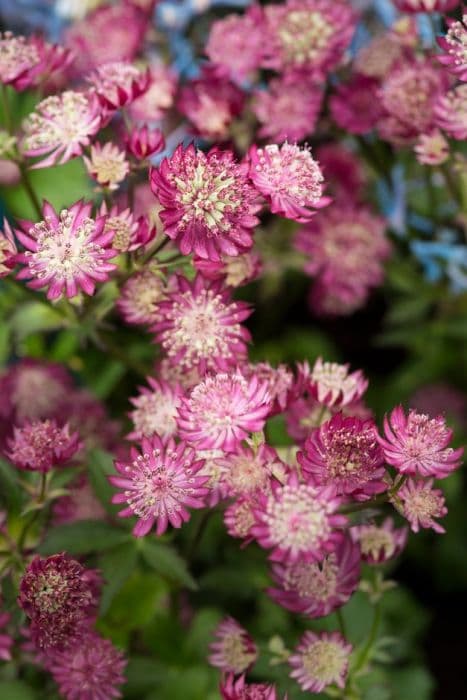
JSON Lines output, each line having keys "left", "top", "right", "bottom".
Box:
{"left": 7, "top": 419, "right": 81, "bottom": 472}
{"left": 289, "top": 630, "right": 351, "bottom": 693}
{"left": 209, "top": 617, "right": 258, "bottom": 674}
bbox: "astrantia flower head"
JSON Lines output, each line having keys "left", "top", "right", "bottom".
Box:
{"left": 129, "top": 64, "right": 177, "bottom": 121}
{"left": 307, "top": 358, "right": 368, "bottom": 409}
{"left": 194, "top": 251, "right": 262, "bottom": 288}
{"left": 100, "top": 202, "right": 154, "bottom": 252}
{"left": 84, "top": 142, "right": 129, "bottom": 191}
{"left": 0, "top": 32, "right": 71, "bottom": 92}
{"left": 0, "top": 219, "right": 17, "bottom": 278}
{"left": 394, "top": 0, "right": 459, "bottom": 11}
{"left": 298, "top": 413, "right": 386, "bottom": 500}
{"left": 316, "top": 143, "right": 367, "bottom": 205}
{"left": 220, "top": 674, "right": 282, "bottom": 700}
{"left": 177, "top": 371, "right": 272, "bottom": 451}
{"left": 15, "top": 200, "right": 117, "bottom": 300}
{"left": 289, "top": 631, "right": 351, "bottom": 693}
{"left": 224, "top": 495, "right": 257, "bottom": 540}
{"left": 150, "top": 144, "right": 260, "bottom": 261}
{"left": 7, "top": 419, "right": 81, "bottom": 472}
{"left": 378, "top": 406, "right": 464, "bottom": 478}
{"left": 435, "top": 86, "right": 467, "bottom": 141}
{"left": 243, "top": 362, "right": 294, "bottom": 416}
{"left": 18, "top": 554, "right": 101, "bottom": 649}
{"left": 354, "top": 34, "right": 403, "bottom": 80}
{"left": 268, "top": 536, "right": 360, "bottom": 618}
{"left": 437, "top": 15, "right": 467, "bottom": 82}
{"left": 152, "top": 274, "right": 252, "bottom": 373}
{"left": 395, "top": 478, "right": 447, "bottom": 533}
{"left": 117, "top": 269, "right": 166, "bottom": 325}
{"left": 252, "top": 472, "right": 346, "bottom": 563}
{"left": 414, "top": 130, "right": 449, "bottom": 166}
{"left": 87, "top": 61, "right": 149, "bottom": 109}
{"left": 21, "top": 91, "right": 102, "bottom": 169}
{"left": 46, "top": 631, "right": 126, "bottom": 700}
{"left": 52, "top": 475, "right": 106, "bottom": 525}
{"left": 209, "top": 617, "right": 258, "bottom": 674}
{"left": 110, "top": 436, "right": 209, "bottom": 536}
{"left": 125, "top": 125, "right": 165, "bottom": 161}
{"left": 248, "top": 143, "right": 329, "bottom": 223}
{"left": 262, "top": 0, "right": 357, "bottom": 78}
{"left": 128, "top": 377, "right": 183, "bottom": 441}
{"left": 217, "top": 444, "right": 287, "bottom": 498}
{"left": 351, "top": 517, "right": 407, "bottom": 564}
{"left": 330, "top": 75, "right": 383, "bottom": 135}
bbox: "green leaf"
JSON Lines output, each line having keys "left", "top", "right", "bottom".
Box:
{"left": 99, "top": 541, "right": 139, "bottom": 615}
{"left": 390, "top": 666, "right": 434, "bottom": 700}
{"left": 125, "top": 656, "right": 167, "bottom": 695}
{"left": 9, "top": 301, "right": 64, "bottom": 340}
{"left": 141, "top": 540, "right": 198, "bottom": 590}
{"left": 0, "top": 459, "right": 23, "bottom": 512}
{"left": 87, "top": 449, "right": 120, "bottom": 515}
{"left": 38, "top": 520, "right": 130, "bottom": 555}
{"left": 0, "top": 681, "right": 37, "bottom": 700}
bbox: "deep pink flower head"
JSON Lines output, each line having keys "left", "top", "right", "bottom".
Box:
{"left": 152, "top": 274, "right": 252, "bottom": 373}
{"left": 286, "top": 395, "right": 372, "bottom": 444}
{"left": 206, "top": 6, "right": 266, "bottom": 83}
{"left": 298, "top": 414, "right": 386, "bottom": 501}
{"left": 0, "top": 32, "right": 71, "bottom": 92}
{"left": 0, "top": 602, "right": 13, "bottom": 662}
{"left": 217, "top": 443, "right": 287, "bottom": 498}
{"left": 252, "top": 76, "right": 323, "bottom": 143}
{"left": 129, "top": 64, "right": 177, "bottom": 121}
{"left": 125, "top": 125, "right": 165, "bottom": 160}
{"left": 395, "top": 478, "right": 447, "bottom": 533}
{"left": 224, "top": 495, "right": 258, "bottom": 540}
{"left": 110, "top": 436, "right": 209, "bottom": 536}
{"left": 330, "top": 75, "right": 383, "bottom": 135}
{"left": 220, "top": 674, "right": 283, "bottom": 700}
{"left": 21, "top": 91, "right": 102, "bottom": 169}
{"left": 251, "top": 472, "right": 346, "bottom": 563}
{"left": 99, "top": 201, "right": 154, "bottom": 252}
{"left": 289, "top": 631, "right": 351, "bottom": 693}
{"left": 177, "top": 371, "right": 271, "bottom": 451}
{"left": 248, "top": 143, "right": 329, "bottom": 223}
{"left": 209, "top": 617, "right": 258, "bottom": 674}
{"left": 46, "top": 631, "right": 126, "bottom": 700}
{"left": 117, "top": 269, "right": 166, "bottom": 326}
{"left": 128, "top": 377, "right": 183, "bottom": 441}
{"left": 18, "top": 554, "right": 101, "bottom": 650}
{"left": 316, "top": 144, "right": 367, "bottom": 204}
{"left": 193, "top": 251, "right": 262, "bottom": 288}
{"left": 435, "top": 85, "right": 467, "bottom": 140}
{"left": 306, "top": 358, "right": 369, "bottom": 410}
{"left": 7, "top": 419, "right": 81, "bottom": 473}
{"left": 150, "top": 144, "right": 260, "bottom": 261}
{"left": 15, "top": 200, "right": 117, "bottom": 300}
{"left": 378, "top": 406, "right": 464, "bottom": 478}
{"left": 0, "top": 219, "right": 17, "bottom": 278}
{"left": 268, "top": 536, "right": 360, "bottom": 618}
{"left": 52, "top": 475, "right": 106, "bottom": 525}
{"left": 262, "top": 0, "right": 357, "bottom": 78}
{"left": 350, "top": 517, "right": 407, "bottom": 565}
{"left": 393, "top": 0, "right": 459, "bottom": 11}
{"left": 437, "top": 14, "right": 467, "bottom": 83}
{"left": 87, "top": 61, "right": 150, "bottom": 110}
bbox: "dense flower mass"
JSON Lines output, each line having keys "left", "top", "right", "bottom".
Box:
{"left": 0, "top": 32, "right": 70, "bottom": 91}
{"left": 437, "top": 14, "right": 467, "bottom": 82}
{"left": 209, "top": 617, "right": 258, "bottom": 674}
{"left": 87, "top": 60, "right": 149, "bottom": 109}
{"left": 435, "top": 85, "right": 467, "bottom": 141}
{"left": 7, "top": 419, "right": 81, "bottom": 472}
{"left": 217, "top": 443, "right": 286, "bottom": 498}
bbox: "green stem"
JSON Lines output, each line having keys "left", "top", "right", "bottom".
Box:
{"left": 340, "top": 474, "right": 407, "bottom": 515}
{"left": 19, "top": 164, "right": 42, "bottom": 219}
{"left": 93, "top": 330, "right": 150, "bottom": 376}
{"left": 1, "top": 84, "right": 12, "bottom": 133}
{"left": 336, "top": 608, "right": 347, "bottom": 638}
{"left": 17, "top": 473, "right": 47, "bottom": 554}
{"left": 440, "top": 163, "right": 462, "bottom": 209}
{"left": 354, "top": 603, "right": 382, "bottom": 674}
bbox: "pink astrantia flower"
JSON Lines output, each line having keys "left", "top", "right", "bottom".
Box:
{"left": 84, "top": 142, "right": 129, "bottom": 191}
{"left": 193, "top": 251, "right": 262, "bottom": 288}
{"left": 0, "top": 32, "right": 71, "bottom": 92}
{"left": 268, "top": 536, "right": 360, "bottom": 618}
{"left": 251, "top": 472, "right": 346, "bottom": 563}
{"left": 125, "top": 125, "right": 165, "bottom": 160}
{"left": 286, "top": 395, "right": 372, "bottom": 444}
{"left": 52, "top": 475, "right": 106, "bottom": 525}
{"left": 435, "top": 85, "right": 467, "bottom": 140}
{"left": 217, "top": 444, "right": 287, "bottom": 498}
{"left": 150, "top": 144, "right": 260, "bottom": 261}
{"left": 437, "top": 14, "right": 467, "bottom": 82}
{"left": 252, "top": 76, "right": 323, "bottom": 144}
{"left": 7, "top": 419, "right": 81, "bottom": 472}
{"left": 316, "top": 144, "right": 367, "bottom": 205}
{"left": 110, "top": 436, "right": 209, "bottom": 536}
{"left": 151, "top": 274, "right": 252, "bottom": 373}
{"left": 0, "top": 219, "right": 17, "bottom": 278}
{"left": 306, "top": 358, "right": 369, "bottom": 409}
{"left": 378, "top": 406, "right": 464, "bottom": 478}
{"left": 117, "top": 269, "right": 166, "bottom": 325}
{"left": 289, "top": 631, "right": 351, "bottom": 693}
{"left": 220, "top": 674, "right": 282, "bottom": 700}
{"left": 248, "top": 143, "right": 329, "bottom": 223}
{"left": 99, "top": 202, "right": 154, "bottom": 252}
{"left": 396, "top": 478, "right": 447, "bottom": 533}
{"left": 414, "top": 130, "right": 449, "bottom": 166}
{"left": 128, "top": 377, "right": 183, "bottom": 441}
{"left": 330, "top": 75, "right": 384, "bottom": 135}
{"left": 87, "top": 61, "right": 149, "bottom": 109}
{"left": 224, "top": 496, "right": 257, "bottom": 540}
{"left": 21, "top": 91, "right": 102, "bottom": 169}
{"left": 242, "top": 362, "right": 294, "bottom": 416}
{"left": 262, "top": 0, "right": 357, "bottom": 78}
{"left": 209, "top": 617, "right": 258, "bottom": 674}
{"left": 0, "top": 604, "right": 13, "bottom": 661}
{"left": 46, "top": 631, "right": 126, "bottom": 700}
{"left": 394, "top": 0, "right": 459, "bottom": 11}
{"left": 129, "top": 64, "right": 177, "bottom": 121}
{"left": 354, "top": 33, "right": 404, "bottom": 80}
{"left": 350, "top": 517, "right": 408, "bottom": 564}
{"left": 177, "top": 372, "right": 271, "bottom": 451}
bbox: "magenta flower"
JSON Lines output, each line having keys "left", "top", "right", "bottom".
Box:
{"left": 378, "top": 406, "right": 464, "bottom": 479}
{"left": 128, "top": 377, "right": 183, "bottom": 441}
{"left": 125, "top": 125, "right": 165, "bottom": 161}
{"left": 21, "top": 91, "right": 102, "bottom": 168}
{"left": 129, "top": 64, "right": 177, "bottom": 121}
{"left": 224, "top": 496, "right": 257, "bottom": 540}
{"left": 0, "top": 32, "right": 71, "bottom": 92}
{"left": 289, "top": 631, "right": 351, "bottom": 693}
{"left": 150, "top": 144, "right": 260, "bottom": 261}
{"left": 268, "top": 536, "right": 360, "bottom": 618}
{"left": 350, "top": 517, "right": 408, "bottom": 564}
{"left": 99, "top": 202, "right": 154, "bottom": 252}
{"left": 15, "top": 200, "right": 117, "bottom": 300}
{"left": 298, "top": 413, "right": 386, "bottom": 500}
{"left": 316, "top": 143, "right": 367, "bottom": 205}
{"left": 193, "top": 250, "right": 262, "bottom": 288}
{"left": 437, "top": 14, "right": 467, "bottom": 82}
{"left": 110, "top": 436, "right": 209, "bottom": 536}
{"left": 396, "top": 478, "right": 447, "bottom": 534}
{"left": 151, "top": 274, "right": 252, "bottom": 373}
{"left": 220, "top": 674, "right": 282, "bottom": 700}
{"left": 52, "top": 475, "right": 106, "bottom": 525}
{"left": 117, "top": 269, "right": 166, "bottom": 326}
{"left": 87, "top": 61, "right": 150, "bottom": 110}
{"left": 435, "top": 86, "right": 467, "bottom": 141}
{"left": 7, "top": 419, "right": 81, "bottom": 473}
{"left": 209, "top": 617, "right": 258, "bottom": 674}
{"left": 306, "top": 357, "right": 369, "bottom": 409}
{"left": 46, "top": 631, "right": 126, "bottom": 700}
{"left": 251, "top": 472, "right": 346, "bottom": 563}
{"left": 217, "top": 443, "right": 287, "bottom": 498}
{"left": 330, "top": 75, "right": 384, "bottom": 135}
{"left": 177, "top": 372, "right": 271, "bottom": 451}
{"left": 394, "top": 0, "right": 459, "bottom": 11}
{"left": 0, "top": 604, "right": 13, "bottom": 661}
{"left": 0, "top": 219, "right": 17, "bottom": 278}
{"left": 248, "top": 143, "right": 329, "bottom": 223}
{"left": 242, "top": 362, "right": 294, "bottom": 416}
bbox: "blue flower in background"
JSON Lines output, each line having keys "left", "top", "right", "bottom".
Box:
{"left": 377, "top": 165, "right": 407, "bottom": 236}
{"left": 411, "top": 237, "right": 467, "bottom": 291}
{"left": 0, "top": 0, "right": 65, "bottom": 39}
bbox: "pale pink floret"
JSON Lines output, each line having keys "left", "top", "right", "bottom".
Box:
{"left": 396, "top": 478, "right": 447, "bottom": 534}
{"left": 209, "top": 617, "right": 258, "bottom": 674}
{"left": 87, "top": 61, "right": 150, "bottom": 109}
{"left": 7, "top": 419, "right": 81, "bottom": 473}
{"left": 0, "top": 219, "right": 17, "bottom": 278}
{"left": 0, "top": 32, "right": 71, "bottom": 92}
{"left": 177, "top": 372, "right": 272, "bottom": 452}
{"left": 128, "top": 377, "right": 183, "bottom": 441}
{"left": 21, "top": 91, "right": 102, "bottom": 169}
{"left": 84, "top": 142, "right": 129, "bottom": 191}
{"left": 151, "top": 274, "right": 252, "bottom": 373}
{"left": 394, "top": 0, "right": 459, "bottom": 12}
{"left": 378, "top": 406, "right": 464, "bottom": 478}
{"left": 15, "top": 200, "right": 117, "bottom": 300}
{"left": 117, "top": 269, "right": 166, "bottom": 326}
{"left": 350, "top": 517, "right": 408, "bottom": 565}
{"left": 217, "top": 443, "right": 287, "bottom": 498}
{"left": 224, "top": 495, "right": 257, "bottom": 540}
{"left": 99, "top": 201, "right": 154, "bottom": 252}
{"left": 437, "top": 14, "right": 467, "bottom": 82}
{"left": 242, "top": 362, "right": 294, "bottom": 416}
{"left": 289, "top": 630, "right": 351, "bottom": 693}
{"left": 248, "top": 143, "right": 329, "bottom": 223}
{"left": 150, "top": 144, "right": 260, "bottom": 261}
{"left": 435, "top": 85, "right": 467, "bottom": 141}
{"left": 268, "top": 536, "right": 360, "bottom": 618}
{"left": 251, "top": 472, "right": 346, "bottom": 563}
{"left": 110, "top": 436, "right": 209, "bottom": 537}
{"left": 298, "top": 413, "right": 386, "bottom": 500}
{"left": 220, "top": 674, "right": 283, "bottom": 700}
{"left": 414, "top": 130, "right": 449, "bottom": 166}
{"left": 193, "top": 250, "right": 262, "bottom": 288}
{"left": 307, "top": 358, "right": 369, "bottom": 409}
{"left": 129, "top": 64, "right": 177, "bottom": 121}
